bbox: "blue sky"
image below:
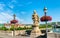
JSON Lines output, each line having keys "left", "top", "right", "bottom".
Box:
{"left": 0, "top": 0, "right": 60, "bottom": 24}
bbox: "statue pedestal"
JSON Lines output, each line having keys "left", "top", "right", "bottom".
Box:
{"left": 30, "top": 27, "right": 41, "bottom": 38}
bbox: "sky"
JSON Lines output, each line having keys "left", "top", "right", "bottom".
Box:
{"left": 0, "top": 0, "right": 60, "bottom": 24}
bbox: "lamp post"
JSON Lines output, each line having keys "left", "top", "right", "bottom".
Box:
{"left": 40, "top": 7, "right": 52, "bottom": 38}
{"left": 44, "top": 7, "right": 47, "bottom": 38}
{"left": 11, "top": 14, "right": 18, "bottom": 36}
{"left": 13, "top": 14, "right": 16, "bottom": 36}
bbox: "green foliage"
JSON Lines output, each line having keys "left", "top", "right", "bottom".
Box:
{"left": 10, "top": 25, "right": 14, "bottom": 31}
{"left": 15, "top": 27, "right": 23, "bottom": 30}
{"left": 0, "top": 24, "right": 52, "bottom": 31}
{"left": 0, "top": 26, "right": 8, "bottom": 31}
{"left": 39, "top": 24, "right": 52, "bottom": 28}
{"left": 15, "top": 27, "right": 32, "bottom": 30}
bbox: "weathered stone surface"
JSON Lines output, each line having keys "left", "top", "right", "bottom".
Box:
{"left": 30, "top": 10, "right": 41, "bottom": 38}
{"left": 47, "top": 32, "right": 60, "bottom": 38}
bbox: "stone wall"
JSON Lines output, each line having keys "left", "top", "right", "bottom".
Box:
{"left": 47, "top": 32, "right": 60, "bottom": 38}
{"left": 0, "top": 30, "right": 26, "bottom": 36}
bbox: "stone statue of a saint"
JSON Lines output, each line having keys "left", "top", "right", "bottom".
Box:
{"left": 32, "top": 10, "right": 39, "bottom": 27}
{"left": 30, "top": 10, "right": 41, "bottom": 38}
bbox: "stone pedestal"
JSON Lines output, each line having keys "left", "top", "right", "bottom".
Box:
{"left": 30, "top": 27, "right": 41, "bottom": 38}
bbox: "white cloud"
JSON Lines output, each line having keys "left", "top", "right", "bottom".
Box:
{"left": 8, "top": 0, "right": 17, "bottom": 9}
{"left": 0, "top": 12, "right": 24, "bottom": 24}
{"left": 0, "top": 13, "right": 12, "bottom": 23}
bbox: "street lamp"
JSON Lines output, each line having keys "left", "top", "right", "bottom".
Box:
{"left": 44, "top": 7, "right": 48, "bottom": 38}
{"left": 40, "top": 7, "right": 52, "bottom": 38}
{"left": 10, "top": 14, "right": 18, "bottom": 36}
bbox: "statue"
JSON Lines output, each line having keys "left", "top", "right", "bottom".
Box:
{"left": 32, "top": 10, "right": 39, "bottom": 27}
{"left": 30, "top": 10, "right": 41, "bottom": 38}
